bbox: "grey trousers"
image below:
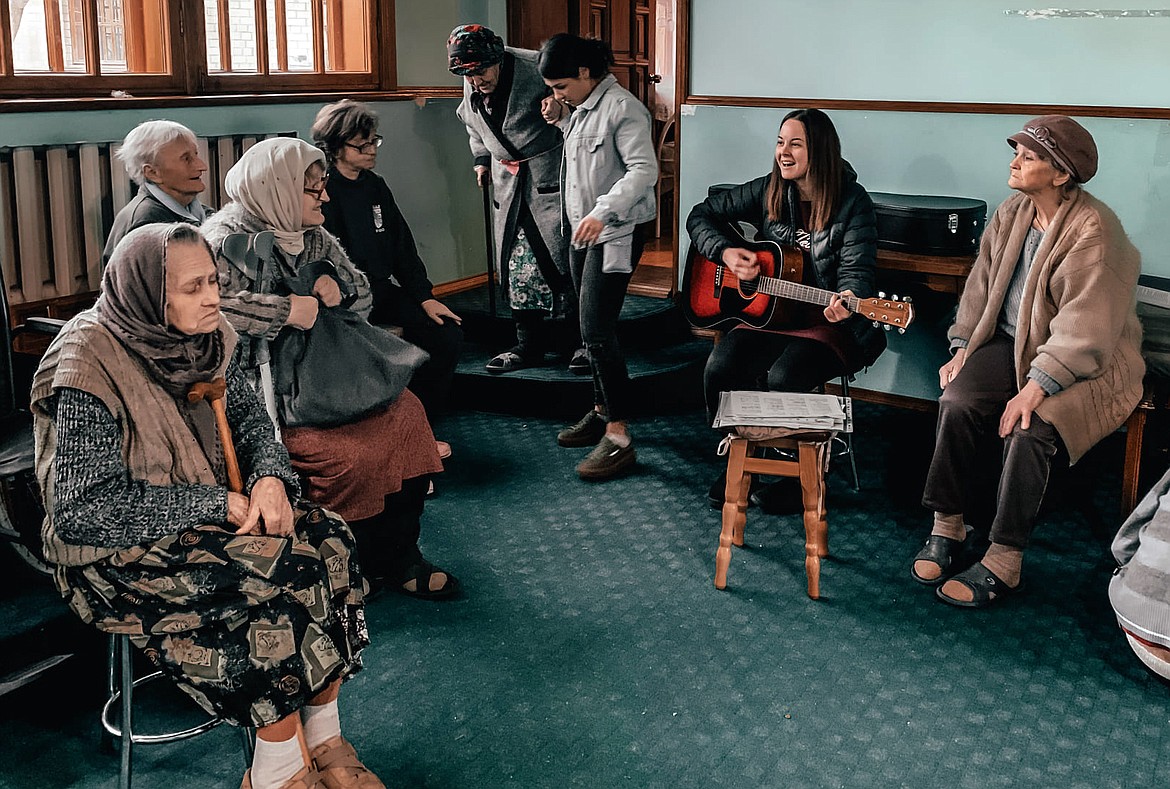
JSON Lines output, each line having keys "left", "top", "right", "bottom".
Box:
{"left": 921, "top": 336, "right": 1067, "bottom": 549}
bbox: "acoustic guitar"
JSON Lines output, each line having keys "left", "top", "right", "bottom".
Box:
{"left": 681, "top": 233, "right": 914, "bottom": 333}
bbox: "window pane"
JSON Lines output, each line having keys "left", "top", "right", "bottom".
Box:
{"left": 202, "top": 0, "right": 221, "bottom": 71}
{"left": 203, "top": 0, "right": 268, "bottom": 74}
{"left": 267, "top": 0, "right": 315, "bottom": 73}
{"left": 323, "top": 0, "right": 368, "bottom": 73}
{"left": 97, "top": 0, "right": 169, "bottom": 74}
{"left": 10, "top": 0, "right": 86, "bottom": 73}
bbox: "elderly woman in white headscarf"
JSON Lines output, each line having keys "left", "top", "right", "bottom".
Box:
{"left": 201, "top": 137, "right": 459, "bottom": 601}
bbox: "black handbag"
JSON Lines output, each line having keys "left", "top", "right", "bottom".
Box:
{"left": 268, "top": 306, "right": 428, "bottom": 428}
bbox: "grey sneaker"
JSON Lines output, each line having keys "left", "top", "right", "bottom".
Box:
{"left": 557, "top": 410, "right": 607, "bottom": 447}
{"left": 576, "top": 436, "right": 636, "bottom": 480}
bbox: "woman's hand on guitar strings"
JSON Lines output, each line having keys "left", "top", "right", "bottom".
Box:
{"left": 824, "top": 290, "right": 854, "bottom": 323}
{"left": 721, "top": 247, "right": 760, "bottom": 281}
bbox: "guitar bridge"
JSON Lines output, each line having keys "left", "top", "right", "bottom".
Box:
{"left": 712, "top": 265, "right": 723, "bottom": 297}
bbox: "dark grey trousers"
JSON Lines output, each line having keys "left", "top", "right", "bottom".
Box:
{"left": 921, "top": 335, "right": 1067, "bottom": 549}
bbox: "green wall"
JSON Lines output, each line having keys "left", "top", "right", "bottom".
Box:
{"left": 682, "top": 0, "right": 1170, "bottom": 402}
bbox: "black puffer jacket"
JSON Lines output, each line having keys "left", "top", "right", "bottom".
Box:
{"left": 686, "top": 163, "right": 885, "bottom": 366}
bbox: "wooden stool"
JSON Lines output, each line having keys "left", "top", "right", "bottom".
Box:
{"left": 714, "top": 431, "right": 833, "bottom": 599}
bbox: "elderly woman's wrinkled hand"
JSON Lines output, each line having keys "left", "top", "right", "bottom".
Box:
{"left": 938, "top": 348, "right": 968, "bottom": 390}
{"left": 998, "top": 379, "right": 1047, "bottom": 438}
{"left": 312, "top": 275, "right": 342, "bottom": 308}
{"left": 287, "top": 294, "right": 320, "bottom": 330}
{"left": 541, "top": 96, "right": 567, "bottom": 124}
{"left": 235, "top": 476, "right": 294, "bottom": 537}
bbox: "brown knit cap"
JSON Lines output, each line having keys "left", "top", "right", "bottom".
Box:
{"left": 1007, "top": 115, "right": 1098, "bottom": 183}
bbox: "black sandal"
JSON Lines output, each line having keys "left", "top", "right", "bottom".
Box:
{"left": 398, "top": 559, "right": 461, "bottom": 601}
{"left": 910, "top": 534, "right": 965, "bottom": 586}
{"left": 935, "top": 562, "right": 1021, "bottom": 608}
{"left": 485, "top": 350, "right": 530, "bottom": 374}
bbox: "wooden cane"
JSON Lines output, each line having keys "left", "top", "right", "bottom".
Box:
{"left": 187, "top": 378, "right": 244, "bottom": 494}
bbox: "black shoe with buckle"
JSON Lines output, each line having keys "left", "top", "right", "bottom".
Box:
{"left": 558, "top": 410, "right": 607, "bottom": 447}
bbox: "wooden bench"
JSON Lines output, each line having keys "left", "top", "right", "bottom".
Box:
{"left": 1123, "top": 375, "right": 1169, "bottom": 516}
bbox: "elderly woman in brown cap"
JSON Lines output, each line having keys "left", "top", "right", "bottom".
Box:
{"left": 910, "top": 115, "right": 1145, "bottom": 608}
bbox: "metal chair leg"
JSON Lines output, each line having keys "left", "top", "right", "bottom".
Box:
{"left": 838, "top": 376, "right": 860, "bottom": 491}
{"left": 239, "top": 726, "right": 256, "bottom": 766}
{"left": 119, "top": 636, "right": 133, "bottom": 789}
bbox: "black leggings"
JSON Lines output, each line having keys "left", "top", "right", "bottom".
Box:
{"left": 570, "top": 232, "right": 645, "bottom": 422}
{"left": 703, "top": 329, "right": 848, "bottom": 424}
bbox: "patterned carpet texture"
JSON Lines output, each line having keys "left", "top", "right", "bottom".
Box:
{"left": 2, "top": 403, "right": 1167, "bottom": 788}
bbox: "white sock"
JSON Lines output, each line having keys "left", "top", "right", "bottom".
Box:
{"left": 606, "top": 432, "right": 631, "bottom": 448}
{"left": 302, "top": 700, "right": 342, "bottom": 750}
{"left": 250, "top": 734, "right": 305, "bottom": 789}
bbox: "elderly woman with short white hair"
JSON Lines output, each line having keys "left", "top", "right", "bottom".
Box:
{"left": 103, "top": 119, "right": 211, "bottom": 265}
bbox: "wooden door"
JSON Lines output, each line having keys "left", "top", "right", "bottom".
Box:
{"left": 576, "top": 0, "right": 655, "bottom": 105}
{"left": 507, "top": 1, "right": 655, "bottom": 108}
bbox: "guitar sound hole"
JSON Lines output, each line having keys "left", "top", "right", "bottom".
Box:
{"left": 739, "top": 279, "right": 760, "bottom": 297}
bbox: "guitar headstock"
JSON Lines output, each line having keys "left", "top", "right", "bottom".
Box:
{"left": 854, "top": 295, "right": 915, "bottom": 333}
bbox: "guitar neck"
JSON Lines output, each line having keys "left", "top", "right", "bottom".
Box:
{"left": 756, "top": 275, "right": 858, "bottom": 312}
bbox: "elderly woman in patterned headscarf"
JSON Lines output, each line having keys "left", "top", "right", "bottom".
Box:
{"left": 449, "top": 23, "right": 585, "bottom": 375}
{"left": 32, "top": 222, "right": 379, "bottom": 789}
{"left": 201, "top": 137, "right": 460, "bottom": 601}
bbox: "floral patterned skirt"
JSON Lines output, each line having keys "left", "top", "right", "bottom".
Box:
{"left": 57, "top": 506, "right": 369, "bottom": 728}
{"left": 507, "top": 228, "right": 553, "bottom": 312}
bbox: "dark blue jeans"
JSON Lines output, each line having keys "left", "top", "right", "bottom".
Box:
{"left": 570, "top": 230, "right": 645, "bottom": 423}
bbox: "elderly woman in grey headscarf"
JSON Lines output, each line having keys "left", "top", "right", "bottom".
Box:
{"left": 33, "top": 222, "right": 379, "bottom": 789}
{"left": 201, "top": 137, "right": 459, "bottom": 601}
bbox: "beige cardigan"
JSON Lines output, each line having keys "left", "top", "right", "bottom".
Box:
{"left": 31, "top": 312, "right": 237, "bottom": 566}
{"left": 950, "top": 189, "right": 1145, "bottom": 463}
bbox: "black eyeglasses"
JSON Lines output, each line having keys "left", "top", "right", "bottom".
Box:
{"left": 344, "top": 135, "right": 383, "bottom": 154}
{"left": 303, "top": 174, "right": 329, "bottom": 200}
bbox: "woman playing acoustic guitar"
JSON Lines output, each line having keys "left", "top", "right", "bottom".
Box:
{"left": 686, "top": 108, "right": 885, "bottom": 511}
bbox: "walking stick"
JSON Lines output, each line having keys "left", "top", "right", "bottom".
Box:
{"left": 481, "top": 180, "right": 497, "bottom": 317}
{"left": 187, "top": 378, "right": 243, "bottom": 494}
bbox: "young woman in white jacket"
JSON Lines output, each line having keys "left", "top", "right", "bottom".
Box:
{"left": 538, "top": 33, "right": 658, "bottom": 481}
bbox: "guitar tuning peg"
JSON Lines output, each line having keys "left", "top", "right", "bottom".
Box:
{"left": 883, "top": 324, "right": 891, "bottom": 331}
{"left": 891, "top": 294, "right": 899, "bottom": 302}
{"left": 903, "top": 296, "right": 913, "bottom": 304}
{"left": 898, "top": 328, "right": 906, "bottom": 335}
{"left": 872, "top": 320, "right": 879, "bottom": 328}
{"left": 878, "top": 291, "right": 887, "bottom": 299}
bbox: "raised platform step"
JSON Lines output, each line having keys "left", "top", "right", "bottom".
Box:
{"left": 442, "top": 288, "right": 693, "bottom": 351}
{"left": 444, "top": 287, "right": 709, "bottom": 419}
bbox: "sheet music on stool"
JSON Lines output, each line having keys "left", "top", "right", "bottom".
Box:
{"left": 712, "top": 390, "right": 852, "bottom": 433}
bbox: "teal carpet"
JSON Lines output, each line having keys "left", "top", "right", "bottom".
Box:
{"left": 2, "top": 403, "right": 1168, "bottom": 788}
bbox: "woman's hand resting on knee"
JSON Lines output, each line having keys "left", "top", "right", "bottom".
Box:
{"left": 228, "top": 477, "right": 295, "bottom": 536}
{"left": 938, "top": 348, "right": 968, "bottom": 390}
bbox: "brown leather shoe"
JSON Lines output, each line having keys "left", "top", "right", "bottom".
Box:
{"left": 311, "top": 736, "right": 385, "bottom": 788}
{"left": 241, "top": 764, "right": 323, "bottom": 788}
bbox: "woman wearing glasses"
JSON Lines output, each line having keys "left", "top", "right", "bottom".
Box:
{"left": 201, "top": 137, "right": 461, "bottom": 601}
{"left": 311, "top": 100, "right": 463, "bottom": 428}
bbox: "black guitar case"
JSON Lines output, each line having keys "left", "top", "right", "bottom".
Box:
{"left": 869, "top": 192, "right": 986, "bottom": 256}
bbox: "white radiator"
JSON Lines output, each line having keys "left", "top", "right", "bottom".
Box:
{"left": 0, "top": 132, "right": 287, "bottom": 309}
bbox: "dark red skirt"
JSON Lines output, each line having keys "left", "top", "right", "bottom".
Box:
{"left": 282, "top": 389, "right": 442, "bottom": 521}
